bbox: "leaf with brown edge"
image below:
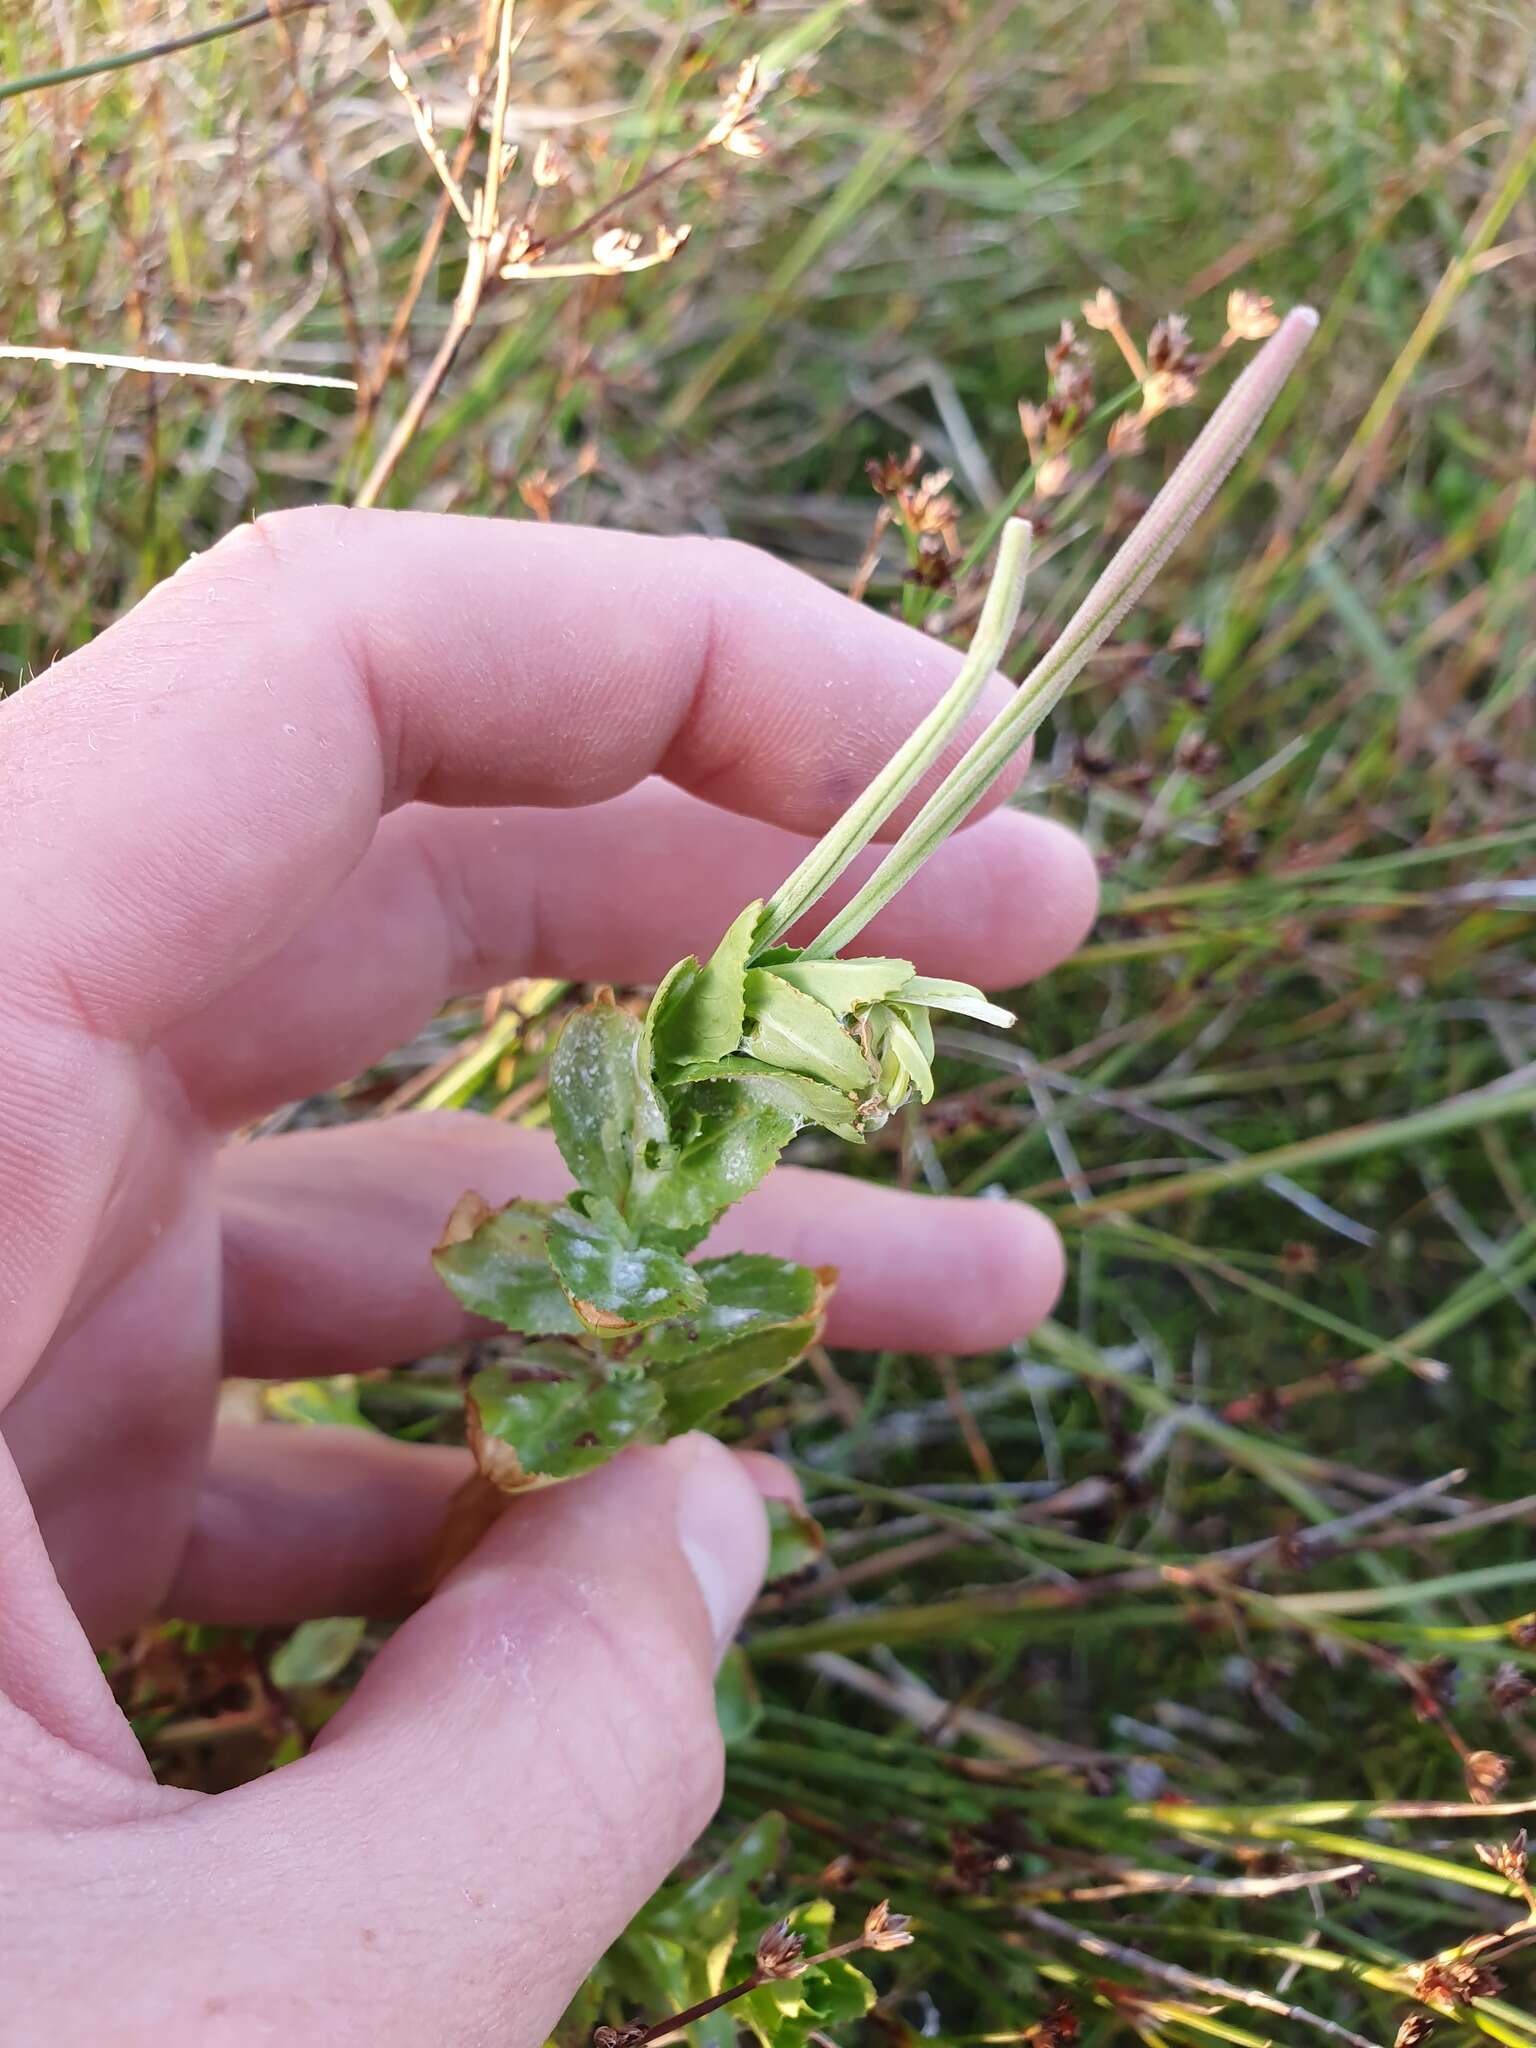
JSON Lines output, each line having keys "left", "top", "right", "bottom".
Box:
{"left": 466, "top": 1364, "right": 667, "bottom": 1494}
{"left": 432, "top": 1194, "right": 584, "bottom": 1337}
{"left": 638, "top": 1255, "right": 835, "bottom": 1432}
{"left": 546, "top": 1203, "right": 708, "bottom": 1332}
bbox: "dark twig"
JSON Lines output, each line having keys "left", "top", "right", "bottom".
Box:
{"left": 0, "top": 1, "right": 324, "bottom": 105}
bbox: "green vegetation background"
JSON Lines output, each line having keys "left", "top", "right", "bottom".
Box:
{"left": 2, "top": 4, "right": 1534, "bottom": 2044}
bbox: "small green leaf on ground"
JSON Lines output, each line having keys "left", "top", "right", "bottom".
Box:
{"left": 765, "top": 1497, "right": 826, "bottom": 1582}
{"left": 268, "top": 1615, "right": 367, "bottom": 1689}
{"left": 714, "top": 1645, "right": 764, "bottom": 1746}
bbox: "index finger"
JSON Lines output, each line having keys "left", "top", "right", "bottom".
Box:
{"left": 2, "top": 509, "right": 1026, "bottom": 1047}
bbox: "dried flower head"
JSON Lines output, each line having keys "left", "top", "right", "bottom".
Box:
{"left": 1224, "top": 289, "right": 1281, "bottom": 345}
{"left": 1510, "top": 1615, "right": 1536, "bottom": 1649}
{"left": 1025, "top": 1998, "right": 1080, "bottom": 2048}
{"left": 723, "top": 121, "right": 768, "bottom": 159}
{"left": 1045, "top": 319, "right": 1079, "bottom": 372}
{"left": 532, "top": 136, "right": 569, "bottom": 189}
{"left": 946, "top": 1828, "right": 1012, "bottom": 1892}
{"left": 862, "top": 1900, "right": 914, "bottom": 1952}
{"left": 592, "top": 2027, "right": 647, "bottom": 2048}
{"left": 1414, "top": 1953, "right": 1504, "bottom": 2006}
{"left": 1490, "top": 1661, "right": 1535, "bottom": 1711}
{"left": 1393, "top": 2015, "right": 1436, "bottom": 2048}
{"left": 592, "top": 229, "right": 643, "bottom": 270}
{"left": 1033, "top": 452, "right": 1073, "bottom": 500}
{"left": 1409, "top": 1656, "right": 1458, "bottom": 1719}
{"left": 866, "top": 445, "right": 923, "bottom": 498}
{"left": 1081, "top": 288, "right": 1121, "bottom": 332}
{"left": 656, "top": 222, "right": 693, "bottom": 261}
{"left": 1147, "top": 313, "right": 1196, "bottom": 375}
{"left": 1465, "top": 1749, "right": 1512, "bottom": 1804}
{"left": 755, "top": 1921, "right": 807, "bottom": 1981}
{"left": 1140, "top": 367, "right": 1200, "bottom": 419}
{"left": 1107, "top": 412, "right": 1147, "bottom": 459}
{"left": 1475, "top": 1830, "right": 1528, "bottom": 1884}
{"left": 706, "top": 54, "right": 771, "bottom": 149}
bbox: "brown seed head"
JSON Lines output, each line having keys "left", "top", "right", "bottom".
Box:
{"left": 1393, "top": 2015, "right": 1436, "bottom": 2048}
{"left": 1474, "top": 1830, "right": 1528, "bottom": 1884}
{"left": 1414, "top": 1953, "right": 1504, "bottom": 2005}
{"left": 1031, "top": 1996, "right": 1081, "bottom": 2048}
{"left": 863, "top": 1900, "right": 915, "bottom": 1952}
{"left": 1146, "top": 313, "right": 1196, "bottom": 374}
{"left": 1409, "top": 1656, "right": 1458, "bottom": 1719}
{"left": 1490, "top": 1661, "right": 1535, "bottom": 1712}
{"left": 1033, "top": 453, "right": 1073, "bottom": 499}
{"left": 755, "top": 1921, "right": 807, "bottom": 1981}
{"left": 1045, "top": 319, "right": 1079, "bottom": 372}
{"left": 1464, "top": 1749, "right": 1512, "bottom": 1805}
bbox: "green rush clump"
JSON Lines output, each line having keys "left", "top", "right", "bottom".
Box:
{"left": 430, "top": 309, "right": 1318, "bottom": 1504}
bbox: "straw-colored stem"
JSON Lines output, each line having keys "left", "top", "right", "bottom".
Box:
{"left": 802, "top": 307, "right": 1318, "bottom": 959}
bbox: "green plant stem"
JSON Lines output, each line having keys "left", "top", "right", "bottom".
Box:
{"left": 0, "top": 1, "right": 323, "bottom": 105}
{"left": 757, "top": 518, "right": 1032, "bottom": 947}
{"left": 800, "top": 308, "right": 1318, "bottom": 959}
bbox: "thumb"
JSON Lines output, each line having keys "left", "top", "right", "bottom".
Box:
{"left": 183, "top": 1436, "right": 769, "bottom": 2043}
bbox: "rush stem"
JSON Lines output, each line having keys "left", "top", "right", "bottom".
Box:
{"left": 757, "top": 517, "right": 1033, "bottom": 949}
{"left": 800, "top": 305, "right": 1319, "bottom": 961}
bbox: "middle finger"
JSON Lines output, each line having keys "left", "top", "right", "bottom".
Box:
{"left": 169, "top": 780, "right": 1098, "bottom": 1126}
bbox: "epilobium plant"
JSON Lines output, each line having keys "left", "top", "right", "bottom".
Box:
{"left": 432, "top": 309, "right": 1317, "bottom": 1501}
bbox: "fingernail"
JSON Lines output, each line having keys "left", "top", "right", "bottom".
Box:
{"left": 674, "top": 1436, "right": 769, "bottom": 1658}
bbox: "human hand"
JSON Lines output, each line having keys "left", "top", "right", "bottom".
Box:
{"left": 0, "top": 510, "right": 1096, "bottom": 2040}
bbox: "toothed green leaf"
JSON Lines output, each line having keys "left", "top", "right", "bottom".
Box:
{"left": 639, "top": 1253, "right": 831, "bottom": 1430}
{"left": 648, "top": 901, "right": 764, "bottom": 1074}
{"left": 631, "top": 1079, "right": 799, "bottom": 1251}
{"left": 676, "top": 1058, "right": 866, "bottom": 1143}
{"left": 550, "top": 1000, "right": 669, "bottom": 1210}
{"left": 431, "top": 1196, "right": 584, "bottom": 1337}
{"left": 547, "top": 1205, "right": 708, "bottom": 1330}
{"left": 713, "top": 1646, "right": 764, "bottom": 1748}
{"left": 742, "top": 968, "right": 872, "bottom": 1092}
{"left": 467, "top": 1364, "right": 665, "bottom": 1489}
{"left": 761, "top": 954, "right": 915, "bottom": 1014}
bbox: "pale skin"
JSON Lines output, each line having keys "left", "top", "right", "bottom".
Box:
{"left": 0, "top": 508, "right": 1098, "bottom": 2043}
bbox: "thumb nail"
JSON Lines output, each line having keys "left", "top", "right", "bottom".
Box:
{"left": 673, "top": 1436, "right": 769, "bottom": 1658}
